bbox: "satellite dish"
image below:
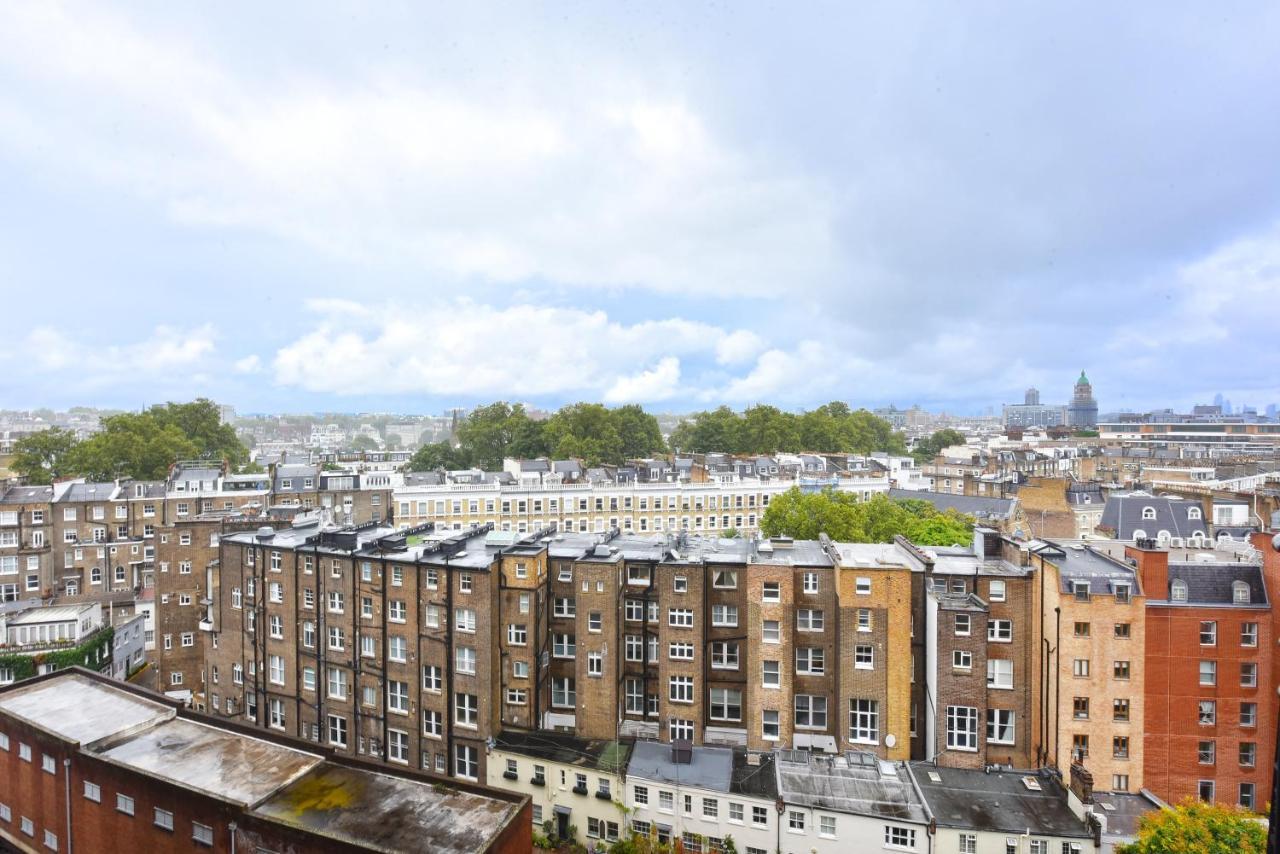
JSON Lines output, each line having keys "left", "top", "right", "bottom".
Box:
{"left": 885, "top": 733, "right": 897, "bottom": 748}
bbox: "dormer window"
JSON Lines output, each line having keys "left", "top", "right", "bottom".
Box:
{"left": 1233, "top": 581, "right": 1250, "bottom": 604}
{"left": 1187, "top": 507, "right": 1201, "bottom": 520}
{"left": 1141, "top": 507, "right": 1156, "bottom": 520}
{"left": 1171, "top": 579, "right": 1188, "bottom": 602}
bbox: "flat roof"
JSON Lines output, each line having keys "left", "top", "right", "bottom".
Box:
{"left": 0, "top": 674, "right": 174, "bottom": 745}
{"left": 493, "top": 730, "right": 631, "bottom": 772}
{"left": 6, "top": 603, "right": 98, "bottom": 624}
{"left": 911, "top": 765, "right": 1090, "bottom": 838}
{"left": 253, "top": 763, "right": 520, "bottom": 854}
{"left": 94, "top": 717, "right": 321, "bottom": 807}
{"left": 628, "top": 740, "right": 734, "bottom": 793}
{"left": 775, "top": 751, "right": 928, "bottom": 823}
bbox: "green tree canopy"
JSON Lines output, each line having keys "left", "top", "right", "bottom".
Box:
{"left": 455, "top": 402, "right": 535, "bottom": 470}
{"left": 911, "top": 428, "right": 967, "bottom": 464}
{"left": 670, "top": 402, "right": 905, "bottom": 456}
{"left": 10, "top": 428, "right": 79, "bottom": 484}
{"left": 612, "top": 404, "right": 668, "bottom": 460}
{"left": 146, "top": 399, "right": 248, "bottom": 468}
{"left": 760, "top": 488, "right": 973, "bottom": 546}
{"left": 349, "top": 435, "right": 380, "bottom": 452}
{"left": 69, "top": 414, "right": 200, "bottom": 481}
{"left": 407, "top": 441, "right": 473, "bottom": 472}
{"left": 1116, "top": 801, "right": 1266, "bottom": 854}
{"left": 12, "top": 399, "right": 248, "bottom": 483}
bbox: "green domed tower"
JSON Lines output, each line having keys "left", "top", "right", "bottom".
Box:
{"left": 1068, "top": 370, "right": 1098, "bottom": 428}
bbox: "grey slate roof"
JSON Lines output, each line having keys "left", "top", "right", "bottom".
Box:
{"left": 1164, "top": 563, "right": 1267, "bottom": 605}
{"left": 1039, "top": 542, "right": 1142, "bottom": 596}
{"left": 912, "top": 765, "right": 1090, "bottom": 838}
{"left": 56, "top": 482, "right": 117, "bottom": 502}
{"left": 627, "top": 739, "right": 734, "bottom": 793}
{"left": 887, "top": 488, "right": 1017, "bottom": 521}
{"left": 1100, "top": 493, "right": 1208, "bottom": 540}
{"left": 0, "top": 485, "right": 54, "bottom": 504}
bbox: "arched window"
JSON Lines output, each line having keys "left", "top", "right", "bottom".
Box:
{"left": 1171, "top": 579, "right": 1188, "bottom": 602}
{"left": 1157, "top": 530, "right": 1171, "bottom": 545}
{"left": 1187, "top": 507, "right": 1202, "bottom": 520}
{"left": 1141, "top": 506, "right": 1157, "bottom": 520}
{"left": 1233, "top": 581, "right": 1250, "bottom": 604}
{"left": 1190, "top": 532, "right": 1205, "bottom": 546}
{"left": 1217, "top": 531, "right": 1233, "bottom": 543}
{"left": 1132, "top": 529, "right": 1147, "bottom": 542}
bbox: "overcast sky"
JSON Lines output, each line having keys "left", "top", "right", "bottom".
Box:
{"left": 2, "top": 2, "right": 1279, "bottom": 416}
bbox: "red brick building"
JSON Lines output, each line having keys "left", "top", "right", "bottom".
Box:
{"left": 0, "top": 667, "right": 530, "bottom": 854}
{"left": 1136, "top": 541, "right": 1274, "bottom": 809}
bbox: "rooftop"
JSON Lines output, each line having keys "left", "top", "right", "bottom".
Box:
{"left": 0, "top": 670, "right": 527, "bottom": 853}
{"left": 774, "top": 751, "right": 929, "bottom": 823}
{"left": 255, "top": 762, "right": 521, "bottom": 854}
{"left": 94, "top": 717, "right": 320, "bottom": 806}
{"left": 911, "top": 765, "right": 1090, "bottom": 838}
{"left": 1037, "top": 541, "right": 1141, "bottom": 596}
{"left": 887, "top": 488, "right": 1017, "bottom": 521}
{"left": 0, "top": 673, "right": 174, "bottom": 745}
{"left": 629, "top": 740, "right": 733, "bottom": 793}
{"left": 493, "top": 730, "right": 631, "bottom": 773}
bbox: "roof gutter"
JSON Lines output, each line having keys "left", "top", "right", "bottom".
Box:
{"left": 903, "top": 762, "right": 936, "bottom": 854}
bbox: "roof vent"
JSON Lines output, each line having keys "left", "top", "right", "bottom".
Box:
{"left": 255, "top": 526, "right": 275, "bottom": 541}
{"left": 927, "top": 771, "right": 942, "bottom": 783}
{"left": 1021, "top": 776, "right": 1042, "bottom": 791}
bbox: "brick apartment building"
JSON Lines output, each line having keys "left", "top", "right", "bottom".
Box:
{"left": 0, "top": 668, "right": 531, "bottom": 853}
{"left": 918, "top": 530, "right": 1044, "bottom": 769}
{"left": 1134, "top": 540, "right": 1274, "bottom": 809}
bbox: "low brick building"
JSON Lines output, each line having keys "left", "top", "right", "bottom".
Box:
{"left": 0, "top": 667, "right": 531, "bottom": 853}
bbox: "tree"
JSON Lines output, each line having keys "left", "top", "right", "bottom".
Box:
{"left": 739, "top": 405, "right": 800, "bottom": 454}
{"left": 760, "top": 488, "right": 973, "bottom": 546}
{"left": 911, "top": 428, "right": 966, "bottom": 464}
{"left": 668, "top": 406, "right": 742, "bottom": 454}
{"left": 612, "top": 404, "right": 667, "bottom": 459}
{"left": 407, "top": 442, "right": 472, "bottom": 472}
{"left": 10, "top": 428, "right": 79, "bottom": 484}
{"left": 69, "top": 414, "right": 200, "bottom": 481}
{"left": 669, "top": 403, "right": 905, "bottom": 456}
{"left": 456, "top": 402, "right": 534, "bottom": 470}
{"left": 350, "top": 435, "right": 380, "bottom": 452}
{"left": 1116, "top": 800, "right": 1266, "bottom": 854}
{"left": 545, "top": 403, "right": 624, "bottom": 466}
{"left": 146, "top": 399, "right": 248, "bottom": 468}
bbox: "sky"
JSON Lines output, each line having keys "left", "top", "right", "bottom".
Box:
{"left": 1, "top": 2, "right": 1279, "bottom": 417}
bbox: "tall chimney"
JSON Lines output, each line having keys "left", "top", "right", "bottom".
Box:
{"left": 1125, "top": 541, "right": 1168, "bottom": 601}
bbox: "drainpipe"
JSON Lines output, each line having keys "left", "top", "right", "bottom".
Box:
{"left": 229, "top": 821, "right": 237, "bottom": 854}
{"left": 63, "top": 757, "right": 72, "bottom": 853}
{"left": 1053, "top": 607, "right": 1061, "bottom": 764}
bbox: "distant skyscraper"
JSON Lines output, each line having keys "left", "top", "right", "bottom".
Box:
{"left": 1267, "top": 403, "right": 1277, "bottom": 420}
{"left": 1214, "top": 392, "right": 1224, "bottom": 409}
{"left": 1025, "top": 387, "right": 1040, "bottom": 406}
{"left": 1066, "top": 370, "right": 1098, "bottom": 428}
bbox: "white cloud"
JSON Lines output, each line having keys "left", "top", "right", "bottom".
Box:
{"left": 0, "top": 4, "right": 835, "bottom": 299}
{"left": 19, "top": 323, "right": 217, "bottom": 387}
{"left": 604, "top": 358, "right": 682, "bottom": 403}
{"left": 234, "top": 354, "right": 262, "bottom": 374}
{"left": 714, "top": 329, "right": 767, "bottom": 365}
{"left": 272, "top": 300, "right": 778, "bottom": 400}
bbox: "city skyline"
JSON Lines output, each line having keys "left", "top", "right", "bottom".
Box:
{"left": 2, "top": 3, "right": 1279, "bottom": 416}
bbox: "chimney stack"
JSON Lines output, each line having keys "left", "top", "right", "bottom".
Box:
{"left": 1125, "top": 541, "right": 1168, "bottom": 600}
